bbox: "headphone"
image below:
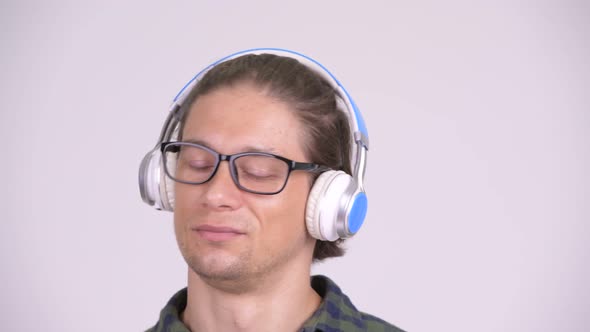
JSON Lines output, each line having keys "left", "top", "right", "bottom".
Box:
{"left": 139, "top": 48, "right": 369, "bottom": 241}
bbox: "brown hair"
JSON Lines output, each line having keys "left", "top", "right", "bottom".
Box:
{"left": 178, "top": 53, "right": 352, "bottom": 261}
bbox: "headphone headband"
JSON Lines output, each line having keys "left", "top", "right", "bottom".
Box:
{"left": 174, "top": 48, "right": 368, "bottom": 146}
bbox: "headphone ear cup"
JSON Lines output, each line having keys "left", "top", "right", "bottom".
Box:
{"left": 160, "top": 169, "right": 175, "bottom": 211}
{"left": 158, "top": 151, "right": 176, "bottom": 211}
{"left": 306, "top": 171, "right": 353, "bottom": 241}
{"left": 306, "top": 171, "right": 335, "bottom": 241}
{"left": 139, "top": 149, "right": 162, "bottom": 207}
{"left": 139, "top": 148, "right": 176, "bottom": 211}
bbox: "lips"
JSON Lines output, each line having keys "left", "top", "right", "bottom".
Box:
{"left": 193, "top": 224, "right": 246, "bottom": 242}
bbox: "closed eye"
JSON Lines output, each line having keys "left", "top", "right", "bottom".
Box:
{"left": 187, "top": 160, "right": 215, "bottom": 172}
{"left": 238, "top": 167, "right": 280, "bottom": 180}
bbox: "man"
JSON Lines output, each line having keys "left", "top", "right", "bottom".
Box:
{"left": 140, "top": 49, "right": 404, "bottom": 332}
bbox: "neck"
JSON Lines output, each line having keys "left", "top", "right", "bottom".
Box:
{"left": 182, "top": 260, "right": 321, "bottom": 332}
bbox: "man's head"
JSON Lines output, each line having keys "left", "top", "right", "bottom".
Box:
{"left": 173, "top": 53, "right": 353, "bottom": 270}
{"left": 137, "top": 50, "right": 369, "bottom": 291}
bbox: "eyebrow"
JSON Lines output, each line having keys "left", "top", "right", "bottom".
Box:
{"left": 182, "top": 138, "right": 278, "bottom": 154}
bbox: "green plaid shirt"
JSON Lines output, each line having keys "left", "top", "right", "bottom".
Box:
{"left": 146, "top": 275, "right": 404, "bottom": 332}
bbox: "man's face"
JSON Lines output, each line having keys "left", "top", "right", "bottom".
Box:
{"left": 173, "top": 82, "right": 316, "bottom": 286}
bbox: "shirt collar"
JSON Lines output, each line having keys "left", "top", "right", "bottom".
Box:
{"left": 301, "top": 275, "right": 367, "bottom": 332}
{"left": 149, "top": 275, "right": 367, "bottom": 332}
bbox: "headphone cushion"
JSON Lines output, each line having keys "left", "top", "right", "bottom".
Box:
{"left": 141, "top": 149, "right": 162, "bottom": 206}
{"left": 306, "top": 171, "right": 352, "bottom": 241}
{"left": 161, "top": 155, "right": 176, "bottom": 211}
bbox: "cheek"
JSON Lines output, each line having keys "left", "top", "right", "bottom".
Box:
{"left": 251, "top": 177, "right": 311, "bottom": 237}
{"left": 172, "top": 213, "right": 188, "bottom": 243}
{"left": 172, "top": 186, "right": 197, "bottom": 241}
{"left": 173, "top": 183, "right": 202, "bottom": 217}
{"left": 174, "top": 183, "right": 191, "bottom": 207}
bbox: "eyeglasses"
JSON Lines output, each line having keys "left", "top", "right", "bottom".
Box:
{"left": 161, "top": 142, "right": 328, "bottom": 195}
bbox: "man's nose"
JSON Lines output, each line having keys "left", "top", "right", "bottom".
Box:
{"left": 201, "top": 161, "right": 242, "bottom": 210}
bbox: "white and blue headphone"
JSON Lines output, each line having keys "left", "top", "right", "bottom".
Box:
{"left": 139, "top": 48, "right": 369, "bottom": 241}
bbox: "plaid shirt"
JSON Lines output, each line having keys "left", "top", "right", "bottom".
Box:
{"left": 146, "top": 275, "right": 404, "bottom": 332}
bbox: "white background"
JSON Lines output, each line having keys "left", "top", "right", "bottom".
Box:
{"left": 2, "top": 1, "right": 588, "bottom": 331}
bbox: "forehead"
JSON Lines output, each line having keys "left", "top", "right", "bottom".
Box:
{"left": 181, "top": 83, "right": 308, "bottom": 160}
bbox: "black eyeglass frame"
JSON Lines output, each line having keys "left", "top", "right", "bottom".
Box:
{"left": 161, "top": 141, "right": 330, "bottom": 195}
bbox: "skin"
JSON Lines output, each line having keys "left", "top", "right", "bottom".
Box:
{"left": 173, "top": 81, "right": 321, "bottom": 331}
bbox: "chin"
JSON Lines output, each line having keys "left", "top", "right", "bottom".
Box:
{"left": 186, "top": 251, "right": 250, "bottom": 282}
